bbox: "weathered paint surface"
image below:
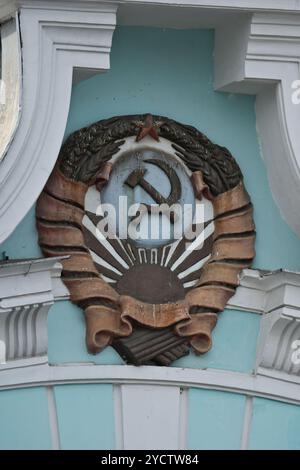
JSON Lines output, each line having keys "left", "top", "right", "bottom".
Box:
{"left": 0, "top": 387, "right": 52, "bottom": 450}
{"left": 0, "top": 26, "right": 300, "bottom": 450}
{"left": 188, "top": 389, "right": 245, "bottom": 450}
{"left": 54, "top": 384, "right": 115, "bottom": 450}
{"left": 249, "top": 398, "right": 300, "bottom": 450}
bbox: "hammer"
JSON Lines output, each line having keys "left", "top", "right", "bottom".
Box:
{"left": 124, "top": 168, "right": 169, "bottom": 205}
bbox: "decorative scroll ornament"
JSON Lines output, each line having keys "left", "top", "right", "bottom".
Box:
{"left": 36, "top": 114, "right": 255, "bottom": 365}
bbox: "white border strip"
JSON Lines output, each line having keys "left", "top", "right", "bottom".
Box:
{"left": 178, "top": 387, "right": 189, "bottom": 450}
{"left": 240, "top": 396, "right": 253, "bottom": 450}
{"left": 113, "top": 384, "right": 125, "bottom": 450}
{"left": 46, "top": 386, "right": 61, "bottom": 450}
{"left": 0, "top": 364, "right": 300, "bottom": 406}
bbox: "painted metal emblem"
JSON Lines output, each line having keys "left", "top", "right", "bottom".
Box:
{"left": 36, "top": 114, "right": 255, "bottom": 365}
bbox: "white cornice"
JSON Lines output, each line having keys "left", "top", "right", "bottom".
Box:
{"left": 0, "top": 257, "right": 69, "bottom": 369}
{"left": 0, "top": 261, "right": 299, "bottom": 392}
{"left": 0, "top": 1, "right": 117, "bottom": 243}
{"left": 215, "top": 12, "right": 300, "bottom": 237}
{"left": 228, "top": 268, "right": 300, "bottom": 383}
{"left": 3, "top": 1, "right": 298, "bottom": 13}
{"left": 0, "top": 1, "right": 299, "bottom": 391}
{"left": 107, "top": 0, "right": 300, "bottom": 14}
{"left": 228, "top": 268, "right": 300, "bottom": 314}
{"left": 256, "top": 307, "right": 300, "bottom": 380}
{"left": 0, "top": 3, "right": 300, "bottom": 243}
{"left": 1, "top": 363, "right": 300, "bottom": 406}
{"left": 228, "top": 269, "right": 300, "bottom": 384}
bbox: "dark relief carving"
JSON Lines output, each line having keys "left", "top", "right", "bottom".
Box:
{"left": 58, "top": 114, "right": 242, "bottom": 195}
{"left": 37, "top": 114, "right": 255, "bottom": 366}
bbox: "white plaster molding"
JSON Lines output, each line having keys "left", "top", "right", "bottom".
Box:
{"left": 4, "top": 0, "right": 297, "bottom": 16}
{"left": 0, "top": 1, "right": 299, "bottom": 244}
{"left": 2, "top": 261, "right": 299, "bottom": 379}
{"left": 0, "top": 2, "right": 299, "bottom": 242}
{"left": 240, "top": 396, "right": 253, "bottom": 450}
{"left": 229, "top": 268, "right": 300, "bottom": 382}
{"left": 0, "top": 257, "right": 69, "bottom": 369}
{"left": 0, "top": 1, "right": 117, "bottom": 243}
{"left": 1, "top": 264, "right": 297, "bottom": 318}
{"left": 46, "top": 386, "right": 60, "bottom": 450}
{"left": 228, "top": 268, "right": 300, "bottom": 314}
{"left": 215, "top": 12, "right": 300, "bottom": 236}
{"left": 117, "top": 384, "right": 182, "bottom": 449}
{"left": 1, "top": 363, "right": 300, "bottom": 406}
{"left": 229, "top": 269, "right": 300, "bottom": 383}
{"left": 117, "top": 0, "right": 300, "bottom": 12}
{"left": 256, "top": 307, "right": 300, "bottom": 380}
{"left": 0, "top": 258, "right": 299, "bottom": 398}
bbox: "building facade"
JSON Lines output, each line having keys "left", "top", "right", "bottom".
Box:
{"left": 0, "top": 0, "right": 300, "bottom": 450}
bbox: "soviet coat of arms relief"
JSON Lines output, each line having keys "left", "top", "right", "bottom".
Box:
{"left": 36, "top": 114, "right": 255, "bottom": 366}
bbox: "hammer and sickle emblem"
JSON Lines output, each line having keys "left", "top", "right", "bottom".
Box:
{"left": 124, "top": 159, "right": 182, "bottom": 222}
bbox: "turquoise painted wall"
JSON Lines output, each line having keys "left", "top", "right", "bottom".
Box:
{"left": 0, "top": 385, "right": 117, "bottom": 450}
{"left": 1, "top": 26, "right": 300, "bottom": 450}
{"left": 3, "top": 28, "right": 300, "bottom": 269}
{"left": 0, "top": 387, "right": 52, "bottom": 450}
{"left": 54, "top": 384, "right": 115, "bottom": 450}
{"left": 65, "top": 27, "right": 300, "bottom": 271}
{"left": 188, "top": 392, "right": 300, "bottom": 450}
{"left": 249, "top": 398, "right": 300, "bottom": 450}
{"left": 47, "top": 303, "right": 259, "bottom": 372}
{"left": 0, "top": 26, "right": 266, "bottom": 372}
{"left": 188, "top": 389, "right": 245, "bottom": 450}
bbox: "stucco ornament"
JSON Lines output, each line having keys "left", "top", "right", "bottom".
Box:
{"left": 36, "top": 114, "right": 255, "bottom": 365}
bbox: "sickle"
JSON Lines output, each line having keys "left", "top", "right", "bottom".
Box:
{"left": 144, "top": 158, "right": 182, "bottom": 205}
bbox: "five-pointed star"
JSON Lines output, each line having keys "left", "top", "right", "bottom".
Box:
{"left": 134, "top": 114, "right": 164, "bottom": 142}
